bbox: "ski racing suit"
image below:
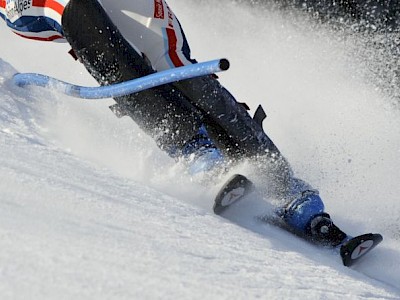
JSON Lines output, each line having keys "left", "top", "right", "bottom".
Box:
{"left": 0, "top": 0, "right": 338, "bottom": 243}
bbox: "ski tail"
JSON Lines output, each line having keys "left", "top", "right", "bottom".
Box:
{"left": 340, "top": 233, "right": 383, "bottom": 267}
{"left": 213, "top": 174, "right": 254, "bottom": 215}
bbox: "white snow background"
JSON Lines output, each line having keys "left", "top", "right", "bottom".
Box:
{"left": 1, "top": 0, "right": 400, "bottom": 299}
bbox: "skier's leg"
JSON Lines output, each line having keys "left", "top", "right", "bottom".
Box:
{"left": 62, "top": 0, "right": 300, "bottom": 186}
{"left": 62, "top": 0, "right": 226, "bottom": 174}
{"left": 62, "top": 0, "right": 202, "bottom": 154}
{"left": 98, "top": 0, "right": 285, "bottom": 160}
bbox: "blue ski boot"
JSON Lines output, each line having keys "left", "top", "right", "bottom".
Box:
{"left": 278, "top": 191, "right": 347, "bottom": 247}
{"left": 181, "top": 125, "right": 225, "bottom": 175}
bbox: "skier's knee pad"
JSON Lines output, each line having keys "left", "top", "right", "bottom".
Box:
{"left": 282, "top": 192, "right": 325, "bottom": 232}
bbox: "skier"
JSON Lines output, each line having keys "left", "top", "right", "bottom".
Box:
{"left": 0, "top": 0, "right": 347, "bottom": 247}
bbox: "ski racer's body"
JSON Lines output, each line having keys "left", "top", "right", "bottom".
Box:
{"left": 0, "top": 0, "right": 347, "bottom": 246}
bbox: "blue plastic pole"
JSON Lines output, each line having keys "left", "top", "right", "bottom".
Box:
{"left": 13, "top": 59, "right": 230, "bottom": 99}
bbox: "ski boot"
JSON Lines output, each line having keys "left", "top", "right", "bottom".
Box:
{"left": 181, "top": 125, "right": 225, "bottom": 175}
{"left": 307, "top": 213, "right": 348, "bottom": 247}
{"left": 278, "top": 191, "right": 347, "bottom": 247}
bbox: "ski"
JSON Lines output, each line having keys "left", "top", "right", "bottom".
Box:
{"left": 213, "top": 174, "right": 383, "bottom": 267}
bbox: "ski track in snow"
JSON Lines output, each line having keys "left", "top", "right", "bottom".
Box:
{"left": 1, "top": 0, "right": 400, "bottom": 299}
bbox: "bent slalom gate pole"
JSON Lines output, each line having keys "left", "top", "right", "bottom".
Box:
{"left": 13, "top": 59, "right": 230, "bottom": 99}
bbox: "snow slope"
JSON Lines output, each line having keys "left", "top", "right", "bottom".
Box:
{"left": 1, "top": 0, "right": 400, "bottom": 299}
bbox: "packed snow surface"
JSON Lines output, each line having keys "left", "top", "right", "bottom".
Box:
{"left": 1, "top": 0, "right": 400, "bottom": 299}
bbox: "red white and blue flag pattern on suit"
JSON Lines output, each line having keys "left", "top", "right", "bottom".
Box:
{"left": 0, "top": 0, "right": 67, "bottom": 41}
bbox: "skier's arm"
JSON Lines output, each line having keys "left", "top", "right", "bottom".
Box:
{"left": 0, "top": 0, "right": 66, "bottom": 42}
